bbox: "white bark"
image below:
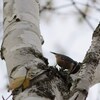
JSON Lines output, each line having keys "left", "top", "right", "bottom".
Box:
{"left": 69, "top": 24, "right": 100, "bottom": 100}
{"left": 92, "top": 62, "right": 100, "bottom": 84}
{"left": 3, "top": 0, "right": 44, "bottom": 76}
{"left": 3, "top": 0, "right": 65, "bottom": 100}
{"left": 3, "top": 0, "right": 100, "bottom": 100}
{"left": 2, "top": 0, "right": 49, "bottom": 99}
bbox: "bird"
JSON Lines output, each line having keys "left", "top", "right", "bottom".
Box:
{"left": 51, "top": 51, "right": 81, "bottom": 74}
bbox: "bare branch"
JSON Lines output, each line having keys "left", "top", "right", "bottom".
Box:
{"left": 71, "top": 0, "right": 94, "bottom": 30}
{"left": 40, "top": 3, "right": 73, "bottom": 13}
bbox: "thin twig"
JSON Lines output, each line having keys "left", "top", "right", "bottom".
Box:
{"left": 76, "top": 1, "right": 100, "bottom": 11}
{"left": 5, "top": 94, "right": 12, "bottom": 100}
{"left": 2, "top": 94, "right": 12, "bottom": 100}
{"left": 71, "top": 0, "right": 94, "bottom": 30}
{"left": 49, "top": 3, "right": 73, "bottom": 10}
{"left": 40, "top": 3, "right": 73, "bottom": 13}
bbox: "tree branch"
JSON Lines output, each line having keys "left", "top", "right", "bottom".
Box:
{"left": 69, "top": 23, "right": 100, "bottom": 100}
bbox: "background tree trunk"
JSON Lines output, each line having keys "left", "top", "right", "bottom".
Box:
{"left": 2, "top": 0, "right": 100, "bottom": 100}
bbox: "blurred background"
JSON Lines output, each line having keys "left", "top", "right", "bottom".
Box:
{"left": 0, "top": 0, "right": 100, "bottom": 99}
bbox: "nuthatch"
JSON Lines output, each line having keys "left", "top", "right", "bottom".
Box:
{"left": 51, "top": 52, "right": 81, "bottom": 74}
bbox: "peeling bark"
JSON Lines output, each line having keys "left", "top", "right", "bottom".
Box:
{"left": 2, "top": 0, "right": 100, "bottom": 100}
{"left": 2, "top": 0, "right": 72, "bottom": 100}
{"left": 2, "top": 0, "right": 49, "bottom": 99}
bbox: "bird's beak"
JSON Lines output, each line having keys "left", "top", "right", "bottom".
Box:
{"left": 50, "top": 51, "right": 57, "bottom": 55}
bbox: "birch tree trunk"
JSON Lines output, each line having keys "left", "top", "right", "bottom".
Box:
{"left": 2, "top": 0, "right": 68, "bottom": 100}
{"left": 1, "top": 0, "right": 100, "bottom": 100}
{"left": 2, "top": 0, "right": 50, "bottom": 99}
{"left": 68, "top": 24, "right": 100, "bottom": 100}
